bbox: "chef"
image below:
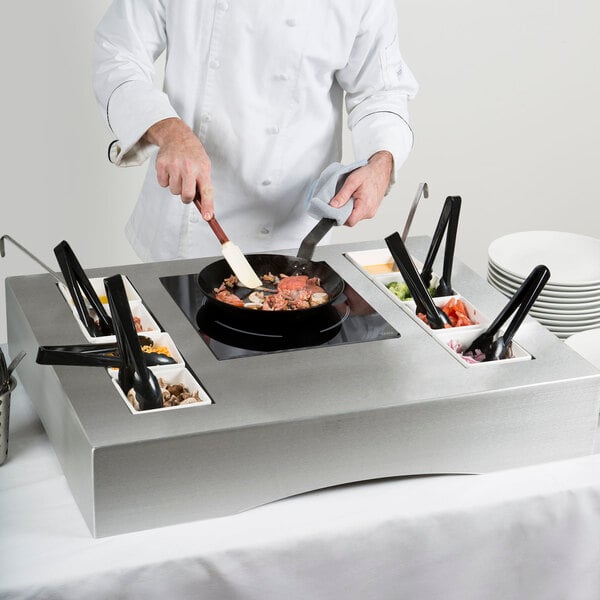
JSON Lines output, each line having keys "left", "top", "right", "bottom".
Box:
{"left": 93, "top": 0, "right": 418, "bottom": 261}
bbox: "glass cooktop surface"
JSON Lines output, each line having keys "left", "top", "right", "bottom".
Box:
{"left": 160, "top": 272, "right": 399, "bottom": 360}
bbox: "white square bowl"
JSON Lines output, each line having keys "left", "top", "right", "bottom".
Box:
{"left": 373, "top": 272, "right": 441, "bottom": 304}
{"left": 112, "top": 366, "right": 213, "bottom": 414}
{"left": 59, "top": 294, "right": 161, "bottom": 343}
{"left": 57, "top": 275, "right": 141, "bottom": 306}
{"left": 435, "top": 327, "right": 533, "bottom": 368}
{"left": 403, "top": 295, "right": 488, "bottom": 332}
{"left": 107, "top": 332, "right": 185, "bottom": 378}
{"left": 345, "top": 249, "right": 399, "bottom": 275}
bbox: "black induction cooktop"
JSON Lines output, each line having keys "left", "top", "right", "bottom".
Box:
{"left": 160, "top": 272, "right": 399, "bottom": 360}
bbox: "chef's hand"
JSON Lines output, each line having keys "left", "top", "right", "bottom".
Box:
{"left": 329, "top": 151, "right": 394, "bottom": 227}
{"left": 143, "top": 118, "right": 214, "bottom": 220}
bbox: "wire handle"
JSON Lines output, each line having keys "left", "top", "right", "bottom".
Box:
{"left": 0, "top": 234, "right": 63, "bottom": 285}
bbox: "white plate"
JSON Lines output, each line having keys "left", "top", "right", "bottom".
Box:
{"left": 538, "top": 321, "right": 600, "bottom": 333}
{"left": 529, "top": 303, "right": 600, "bottom": 317}
{"left": 488, "top": 231, "right": 600, "bottom": 286}
{"left": 488, "top": 262, "right": 600, "bottom": 297}
{"left": 533, "top": 314, "right": 600, "bottom": 328}
{"left": 530, "top": 309, "right": 600, "bottom": 323}
{"left": 488, "top": 259, "right": 600, "bottom": 293}
{"left": 488, "top": 276, "right": 600, "bottom": 304}
{"left": 564, "top": 329, "right": 600, "bottom": 369}
{"left": 487, "top": 274, "right": 600, "bottom": 309}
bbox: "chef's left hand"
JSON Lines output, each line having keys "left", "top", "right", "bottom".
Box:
{"left": 329, "top": 151, "right": 394, "bottom": 227}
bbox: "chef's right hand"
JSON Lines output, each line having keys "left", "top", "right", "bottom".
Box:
{"left": 143, "top": 118, "right": 214, "bottom": 220}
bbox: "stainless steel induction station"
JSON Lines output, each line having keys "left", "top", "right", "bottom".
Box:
{"left": 6, "top": 237, "right": 600, "bottom": 537}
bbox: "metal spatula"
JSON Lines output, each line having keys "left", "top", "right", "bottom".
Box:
{"left": 192, "top": 195, "right": 262, "bottom": 289}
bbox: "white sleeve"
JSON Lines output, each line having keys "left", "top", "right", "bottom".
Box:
{"left": 335, "top": 1, "right": 419, "bottom": 185}
{"left": 93, "top": 0, "right": 178, "bottom": 166}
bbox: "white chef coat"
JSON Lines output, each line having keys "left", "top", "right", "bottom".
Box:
{"left": 93, "top": 0, "right": 419, "bottom": 261}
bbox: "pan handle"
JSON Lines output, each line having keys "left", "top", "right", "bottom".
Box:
{"left": 297, "top": 218, "right": 336, "bottom": 261}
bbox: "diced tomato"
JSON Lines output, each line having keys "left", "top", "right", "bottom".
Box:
{"left": 441, "top": 298, "right": 474, "bottom": 327}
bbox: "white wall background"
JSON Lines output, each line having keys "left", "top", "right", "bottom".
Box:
{"left": 1, "top": 0, "right": 599, "bottom": 343}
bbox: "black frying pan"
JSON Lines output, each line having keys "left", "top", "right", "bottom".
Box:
{"left": 197, "top": 218, "right": 345, "bottom": 335}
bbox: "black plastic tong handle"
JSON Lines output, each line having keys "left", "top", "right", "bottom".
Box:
{"left": 384, "top": 232, "right": 451, "bottom": 329}
{"left": 36, "top": 343, "right": 175, "bottom": 368}
{"left": 465, "top": 264, "right": 551, "bottom": 360}
{"left": 36, "top": 343, "right": 122, "bottom": 367}
{"left": 104, "top": 275, "right": 163, "bottom": 411}
{"left": 54, "top": 241, "right": 113, "bottom": 337}
{"left": 420, "top": 196, "right": 461, "bottom": 295}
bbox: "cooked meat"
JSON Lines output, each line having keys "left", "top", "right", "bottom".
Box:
{"left": 215, "top": 289, "right": 244, "bottom": 307}
{"left": 215, "top": 272, "right": 329, "bottom": 310}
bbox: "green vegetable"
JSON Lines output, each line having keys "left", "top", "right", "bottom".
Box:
{"left": 386, "top": 281, "right": 437, "bottom": 300}
{"left": 386, "top": 281, "right": 411, "bottom": 300}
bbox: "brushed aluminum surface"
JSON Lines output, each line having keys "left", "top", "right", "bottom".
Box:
{"left": 6, "top": 237, "right": 600, "bottom": 536}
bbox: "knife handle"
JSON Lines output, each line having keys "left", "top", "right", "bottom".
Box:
{"left": 207, "top": 217, "right": 229, "bottom": 244}
{"left": 193, "top": 192, "right": 229, "bottom": 244}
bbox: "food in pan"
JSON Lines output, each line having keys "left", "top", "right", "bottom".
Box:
{"left": 214, "top": 273, "right": 329, "bottom": 311}
{"left": 127, "top": 378, "right": 201, "bottom": 411}
{"left": 386, "top": 280, "right": 437, "bottom": 301}
{"left": 417, "top": 298, "right": 476, "bottom": 328}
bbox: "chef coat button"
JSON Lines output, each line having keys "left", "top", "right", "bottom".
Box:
{"left": 267, "top": 126, "right": 280, "bottom": 135}
{"left": 217, "top": 1, "right": 229, "bottom": 10}
{"left": 276, "top": 73, "right": 289, "bottom": 81}
{"left": 189, "top": 211, "right": 199, "bottom": 223}
{"left": 285, "top": 18, "right": 297, "bottom": 27}
{"left": 209, "top": 59, "right": 220, "bottom": 70}
{"left": 201, "top": 113, "right": 211, "bottom": 123}
{"left": 262, "top": 179, "right": 272, "bottom": 186}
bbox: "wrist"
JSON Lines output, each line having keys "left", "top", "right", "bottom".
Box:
{"left": 368, "top": 150, "right": 394, "bottom": 181}
{"left": 368, "top": 150, "right": 393, "bottom": 167}
{"left": 143, "top": 117, "right": 193, "bottom": 146}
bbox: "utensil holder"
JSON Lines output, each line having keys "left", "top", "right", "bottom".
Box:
{"left": 0, "top": 377, "right": 16, "bottom": 466}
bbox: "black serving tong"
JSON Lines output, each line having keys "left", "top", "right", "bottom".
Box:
{"left": 36, "top": 343, "right": 175, "bottom": 368}
{"left": 420, "top": 196, "right": 461, "bottom": 296}
{"left": 384, "top": 232, "right": 452, "bottom": 329}
{"left": 104, "top": 275, "right": 163, "bottom": 411}
{"left": 54, "top": 241, "right": 113, "bottom": 337}
{"left": 464, "top": 264, "right": 550, "bottom": 361}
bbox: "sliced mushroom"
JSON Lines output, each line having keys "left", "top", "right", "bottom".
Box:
{"left": 310, "top": 292, "right": 329, "bottom": 306}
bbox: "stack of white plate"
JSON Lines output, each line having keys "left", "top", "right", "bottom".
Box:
{"left": 487, "top": 231, "right": 600, "bottom": 339}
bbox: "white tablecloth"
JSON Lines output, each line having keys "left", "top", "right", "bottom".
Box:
{"left": 2, "top": 366, "right": 600, "bottom": 599}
